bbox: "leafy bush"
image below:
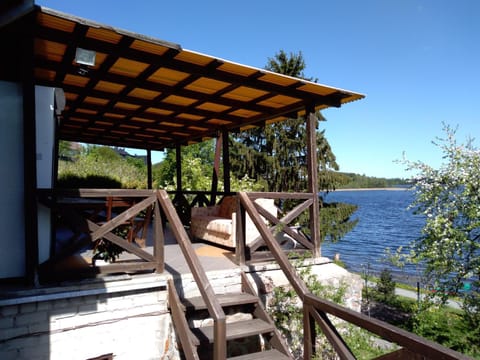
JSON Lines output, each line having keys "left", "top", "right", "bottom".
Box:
{"left": 57, "top": 174, "right": 122, "bottom": 189}
{"left": 58, "top": 153, "right": 146, "bottom": 189}
{"left": 411, "top": 305, "right": 480, "bottom": 358}
{"left": 269, "top": 255, "right": 389, "bottom": 359}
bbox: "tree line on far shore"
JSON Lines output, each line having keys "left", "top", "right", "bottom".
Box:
{"left": 334, "top": 172, "right": 409, "bottom": 189}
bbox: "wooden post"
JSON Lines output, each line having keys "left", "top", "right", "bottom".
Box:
{"left": 222, "top": 129, "right": 230, "bottom": 194}
{"left": 153, "top": 195, "right": 164, "bottom": 273}
{"left": 210, "top": 134, "right": 222, "bottom": 205}
{"left": 146, "top": 149, "right": 152, "bottom": 189}
{"left": 306, "top": 105, "right": 321, "bottom": 257}
{"left": 175, "top": 144, "right": 182, "bottom": 192}
{"left": 303, "top": 306, "right": 315, "bottom": 359}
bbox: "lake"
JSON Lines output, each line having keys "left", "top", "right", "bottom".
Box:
{"left": 320, "top": 189, "right": 425, "bottom": 284}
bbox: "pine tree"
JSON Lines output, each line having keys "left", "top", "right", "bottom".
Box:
{"left": 230, "top": 50, "right": 358, "bottom": 243}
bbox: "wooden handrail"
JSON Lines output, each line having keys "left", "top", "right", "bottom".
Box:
{"left": 238, "top": 191, "right": 472, "bottom": 360}
{"left": 168, "top": 279, "right": 200, "bottom": 360}
{"left": 304, "top": 293, "right": 471, "bottom": 360}
{"left": 156, "top": 190, "right": 227, "bottom": 360}
{"left": 238, "top": 192, "right": 309, "bottom": 298}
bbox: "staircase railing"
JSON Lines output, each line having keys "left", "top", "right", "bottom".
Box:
{"left": 238, "top": 191, "right": 471, "bottom": 360}
{"left": 157, "top": 190, "right": 227, "bottom": 360}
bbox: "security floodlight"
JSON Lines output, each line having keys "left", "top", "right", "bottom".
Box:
{"left": 74, "top": 47, "right": 96, "bottom": 66}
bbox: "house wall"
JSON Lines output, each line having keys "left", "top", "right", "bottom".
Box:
{"left": 35, "top": 85, "right": 55, "bottom": 264}
{"left": 0, "top": 80, "right": 25, "bottom": 279}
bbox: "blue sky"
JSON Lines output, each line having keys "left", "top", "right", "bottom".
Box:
{"left": 38, "top": 0, "right": 480, "bottom": 178}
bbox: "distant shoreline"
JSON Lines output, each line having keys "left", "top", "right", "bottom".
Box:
{"left": 333, "top": 187, "right": 411, "bottom": 192}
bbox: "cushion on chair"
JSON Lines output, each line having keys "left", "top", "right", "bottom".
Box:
{"left": 218, "top": 196, "right": 237, "bottom": 218}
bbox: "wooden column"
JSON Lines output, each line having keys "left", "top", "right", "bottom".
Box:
{"left": 210, "top": 134, "right": 222, "bottom": 204}
{"left": 146, "top": 149, "right": 152, "bottom": 189}
{"left": 175, "top": 144, "right": 182, "bottom": 192}
{"left": 222, "top": 129, "right": 230, "bottom": 194}
{"left": 306, "top": 105, "right": 321, "bottom": 257}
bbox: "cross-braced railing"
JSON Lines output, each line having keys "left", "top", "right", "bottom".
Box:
{"left": 238, "top": 191, "right": 471, "bottom": 360}
{"left": 38, "top": 189, "right": 164, "bottom": 279}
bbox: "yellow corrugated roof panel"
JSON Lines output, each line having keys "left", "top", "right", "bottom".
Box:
{"left": 109, "top": 58, "right": 149, "bottom": 77}
{"left": 86, "top": 27, "right": 122, "bottom": 44}
{"left": 37, "top": 11, "right": 75, "bottom": 32}
{"left": 175, "top": 50, "right": 215, "bottom": 66}
{"left": 148, "top": 68, "right": 190, "bottom": 86}
{"left": 258, "top": 73, "right": 300, "bottom": 87}
{"left": 222, "top": 86, "right": 269, "bottom": 102}
{"left": 128, "top": 88, "right": 161, "bottom": 100}
{"left": 94, "top": 81, "right": 125, "bottom": 94}
{"left": 196, "top": 102, "right": 231, "bottom": 113}
{"left": 130, "top": 39, "right": 170, "bottom": 56}
{"left": 184, "top": 77, "right": 231, "bottom": 95}
{"left": 30, "top": 6, "right": 364, "bottom": 150}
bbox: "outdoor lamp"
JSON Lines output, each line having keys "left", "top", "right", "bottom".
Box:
{"left": 74, "top": 47, "right": 96, "bottom": 67}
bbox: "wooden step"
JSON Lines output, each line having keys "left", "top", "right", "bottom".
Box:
{"left": 191, "top": 318, "right": 275, "bottom": 343}
{"left": 182, "top": 292, "right": 258, "bottom": 311}
{"left": 228, "top": 349, "right": 291, "bottom": 360}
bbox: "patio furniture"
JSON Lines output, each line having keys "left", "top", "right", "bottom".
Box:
{"left": 190, "top": 196, "right": 277, "bottom": 248}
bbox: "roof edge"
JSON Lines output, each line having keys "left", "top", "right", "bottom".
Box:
{"left": 38, "top": 5, "right": 182, "bottom": 52}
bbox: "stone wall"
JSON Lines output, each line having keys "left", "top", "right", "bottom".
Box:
{"left": 246, "top": 258, "right": 363, "bottom": 312}
{"left": 0, "top": 275, "right": 179, "bottom": 360}
{"left": 0, "top": 260, "right": 362, "bottom": 360}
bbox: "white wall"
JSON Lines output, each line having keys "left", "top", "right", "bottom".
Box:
{"left": 0, "top": 81, "right": 25, "bottom": 278}
{"left": 35, "top": 86, "right": 55, "bottom": 263}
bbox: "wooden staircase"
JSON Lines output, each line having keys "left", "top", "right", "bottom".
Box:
{"left": 169, "top": 272, "right": 292, "bottom": 360}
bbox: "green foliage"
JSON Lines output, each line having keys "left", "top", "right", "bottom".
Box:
{"left": 269, "top": 255, "right": 388, "bottom": 359}
{"left": 229, "top": 50, "right": 358, "bottom": 246}
{"left": 57, "top": 174, "right": 122, "bottom": 189}
{"left": 399, "top": 124, "right": 480, "bottom": 331}
{"left": 376, "top": 268, "right": 396, "bottom": 302}
{"left": 266, "top": 50, "right": 313, "bottom": 80}
{"left": 335, "top": 172, "right": 408, "bottom": 189}
{"left": 85, "top": 144, "right": 122, "bottom": 161}
{"left": 92, "top": 239, "right": 124, "bottom": 263}
{"left": 153, "top": 140, "right": 215, "bottom": 190}
{"left": 319, "top": 201, "right": 359, "bottom": 243}
{"left": 58, "top": 140, "right": 81, "bottom": 161}
{"left": 58, "top": 145, "right": 147, "bottom": 189}
{"left": 230, "top": 51, "right": 339, "bottom": 194}
{"left": 411, "top": 305, "right": 480, "bottom": 358}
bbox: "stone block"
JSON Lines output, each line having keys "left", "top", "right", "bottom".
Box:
{"left": 1, "top": 305, "right": 18, "bottom": 317}
{"left": 0, "top": 316, "right": 14, "bottom": 329}
{"left": 0, "top": 325, "right": 28, "bottom": 342}
{"left": 19, "top": 302, "right": 36, "bottom": 314}
{"left": 15, "top": 311, "right": 47, "bottom": 326}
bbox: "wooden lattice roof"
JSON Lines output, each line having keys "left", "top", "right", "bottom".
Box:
{"left": 32, "top": 6, "right": 364, "bottom": 150}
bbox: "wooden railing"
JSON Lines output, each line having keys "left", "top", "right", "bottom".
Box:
{"left": 238, "top": 191, "right": 472, "bottom": 360}
{"left": 157, "top": 190, "right": 227, "bottom": 360}
{"left": 38, "top": 189, "right": 164, "bottom": 278}
{"left": 235, "top": 191, "right": 316, "bottom": 265}
{"left": 38, "top": 188, "right": 473, "bottom": 359}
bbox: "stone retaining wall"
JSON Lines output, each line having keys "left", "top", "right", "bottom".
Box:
{"left": 0, "top": 259, "right": 362, "bottom": 359}
{"left": 0, "top": 275, "right": 178, "bottom": 360}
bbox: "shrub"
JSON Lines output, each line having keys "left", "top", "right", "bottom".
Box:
{"left": 376, "top": 268, "right": 396, "bottom": 302}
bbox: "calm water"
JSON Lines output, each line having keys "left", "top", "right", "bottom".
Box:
{"left": 320, "top": 189, "right": 425, "bottom": 284}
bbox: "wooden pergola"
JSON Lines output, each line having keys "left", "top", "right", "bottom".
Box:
{"left": 1, "top": 5, "right": 474, "bottom": 360}
{"left": 2, "top": 1, "right": 364, "bottom": 277}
